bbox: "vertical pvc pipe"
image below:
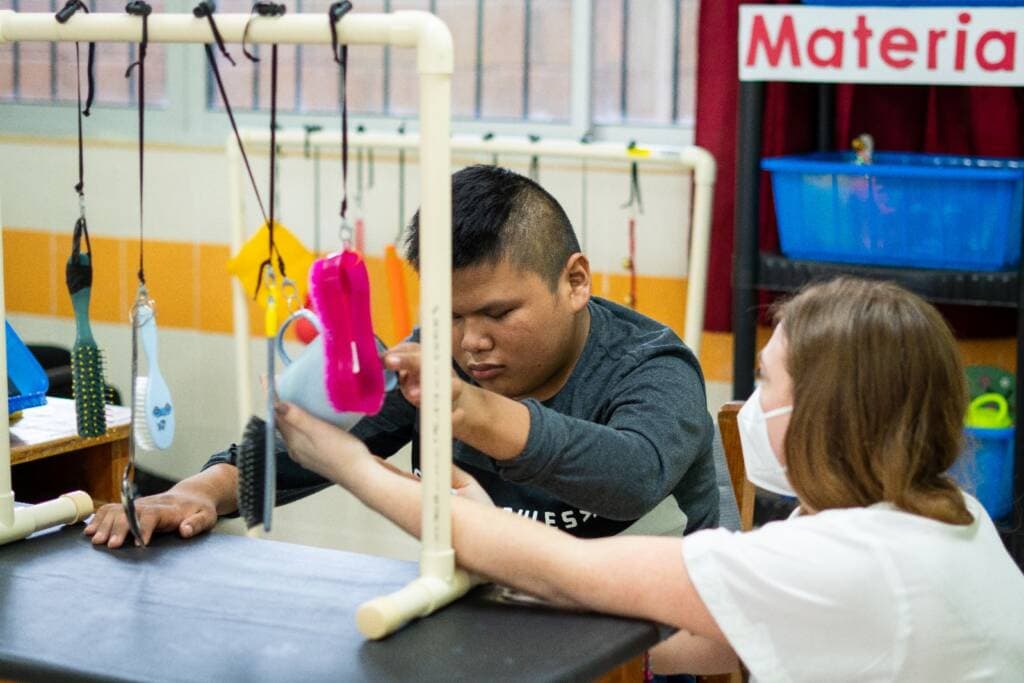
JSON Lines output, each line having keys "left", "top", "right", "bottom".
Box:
{"left": 227, "top": 139, "right": 252, "bottom": 433}
{"left": 680, "top": 147, "right": 716, "bottom": 358}
{"left": 0, "top": 198, "right": 13, "bottom": 528}
{"left": 416, "top": 69, "right": 453, "bottom": 582}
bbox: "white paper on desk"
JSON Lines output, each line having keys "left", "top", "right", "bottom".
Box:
{"left": 10, "top": 396, "right": 131, "bottom": 446}
{"left": 482, "top": 584, "right": 583, "bottom": 612}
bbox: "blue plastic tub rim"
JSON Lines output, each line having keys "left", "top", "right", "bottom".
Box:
{"left": 763, "top": 152, "right": 1024, "bottom": 181}
{"left": 802, "top": 1, "right": 1024, "bottom": 5}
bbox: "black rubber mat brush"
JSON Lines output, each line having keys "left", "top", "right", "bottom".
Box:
{"left": 236, "top": 415, "right": 268, "bottom": 534}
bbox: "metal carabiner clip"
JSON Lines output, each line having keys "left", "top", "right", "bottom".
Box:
{"left": 280, "top": 277, "right": 300, "bottom": 313}
{"left": 339, "top": 218, "right": 354, "bottom": 251}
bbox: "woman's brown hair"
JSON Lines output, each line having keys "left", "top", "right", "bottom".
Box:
{"left": 777, "top": 277, "right": 973, "bottom": 525}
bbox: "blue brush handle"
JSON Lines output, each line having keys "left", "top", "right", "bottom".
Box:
{"left": 136, "top": 300, "right": 176, "bottom": 450}
{"left": 137, "top": 303, "right": 159, "bottom": 369}
{"left": 70, "top": 289, "right": 96, "bottom": 347}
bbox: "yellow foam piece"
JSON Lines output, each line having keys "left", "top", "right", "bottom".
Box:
{"left": 227, "top": 222, "right": 315, "bottom": 317}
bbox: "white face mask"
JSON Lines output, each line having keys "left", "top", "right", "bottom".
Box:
{"left": 738, "top": 387, "right": 795, "bottom": 497}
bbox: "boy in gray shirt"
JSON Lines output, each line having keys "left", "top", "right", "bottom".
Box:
{"left": 86, "top": 165, "right": 717, "bottom": 547}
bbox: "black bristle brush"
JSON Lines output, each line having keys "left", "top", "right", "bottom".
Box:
{"left": 236, "top": 415, "right": 268, "bottom": 533}
{"left": 66, "top": 218, "right": 107, "bottom": 438}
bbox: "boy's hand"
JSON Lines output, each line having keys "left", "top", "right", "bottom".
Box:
{"left": 384, "top": 342, "right": 466, "bottom": 409}
{"left": 384, "top": 343, "right": 528, "bottom": 462}
{"left": 84, "top": 489, "right": 217, "bottom": 548}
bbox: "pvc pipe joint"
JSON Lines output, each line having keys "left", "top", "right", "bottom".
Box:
{"left": 356, "top": 569, "right": 476, "bottom": 640}
{"left": 0, "top": 490, "right": 93, "bottom": 546}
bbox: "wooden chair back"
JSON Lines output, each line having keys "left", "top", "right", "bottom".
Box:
{"left": 695, "top": 401, "right": 752, "bottom": 683}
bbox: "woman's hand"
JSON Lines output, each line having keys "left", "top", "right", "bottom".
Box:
{"left": 451, "top": 464, "right": 493, "bottom": 505}
{"left": 275, "top": 401, "right": 373, "bottom": 483}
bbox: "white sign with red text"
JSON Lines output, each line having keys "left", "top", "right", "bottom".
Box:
{"left": 740, "top": 5, "right": 1024, "bottom": 86}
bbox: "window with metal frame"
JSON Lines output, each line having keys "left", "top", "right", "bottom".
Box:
{"left": 0, "top": 0, "right": 168, "bottom": 108}
{"left": 0, "top": 0, "right": 699, "bottom": 142}
{"left": 207, "top": 0, "right": 697, "bottom": 129}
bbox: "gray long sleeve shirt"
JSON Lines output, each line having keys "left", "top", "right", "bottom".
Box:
{"left": 205, "top": 296, "right": 718, "bottom": 537}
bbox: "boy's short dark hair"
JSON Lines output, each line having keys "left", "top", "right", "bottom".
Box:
{"left": 404, "top": 165, "right": 580, "bottom": 290}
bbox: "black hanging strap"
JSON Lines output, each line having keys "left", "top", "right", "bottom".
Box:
{"left": 268, "top": 45, "right": 279, "bottom": 263}
{"left": 199, "top": 5, "right": 269, "bottom": 227}
{"left": 125, "top": 0, "right": 151, "bottom": 284}
{"left": 618, "top": 161, "right": 643, "bottom": 211}
{"left": 329, "top": 2, "right": 353, "bottom": 223}
{"left": 56, "top": 0, "right": 99, "bottom": 117}
{"left": 242, "top": 2, "right": 286, "bottom": 63}
{"left": 193, "top": 1, "right": 236, "bottom": 65}
{"left": 56, "top": 2, "right": 96, "bottom": 115}
{"left": 621, "top": 143, "right": 644, "bottom": 213}
{"left": 68, "top": 30, "right": 92, "bottom": 297}
{"left": 57, "top": 0, "right": 97, "bottom": 204}
{"left": 254, "top": 44, "right": 283, "bottom": 299}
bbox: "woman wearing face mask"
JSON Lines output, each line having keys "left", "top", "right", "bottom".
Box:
{"left": 276, "top": 277, "right": 1024, "bottom": 681}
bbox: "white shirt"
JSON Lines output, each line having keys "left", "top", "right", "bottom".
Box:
{"left": 683, "top": 494, "right": 1024, "bottom": 682}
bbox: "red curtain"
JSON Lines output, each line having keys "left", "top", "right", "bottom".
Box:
{"left": 696, "top": 1, "right": 1024, "bottom": 334}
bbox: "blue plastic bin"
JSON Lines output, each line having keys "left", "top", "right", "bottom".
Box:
{"left": 762, "top": 152, "right": 1024, "bottom": 271}
{"left": 949, "top": 426, "right": 1015, "bottom": 521}
{"left": 6, "top": 321, "right": 48, "bottom": 414}
{"left": 804, "top": 1, "right": 1023, "bottom": 5}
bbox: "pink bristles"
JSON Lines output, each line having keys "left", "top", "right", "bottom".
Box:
{"left": 308, "top": 249, "right": 386, "bottom": 415}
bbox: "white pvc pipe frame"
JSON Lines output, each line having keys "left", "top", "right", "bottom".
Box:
{"left": 0, "top": 9, "right": 718, "bottom": 640}
{"left": 0, "top": 9, "right": 465, "bottom": 638}
{"left": 230, "top": 129, "right": 716, "bottom": 434}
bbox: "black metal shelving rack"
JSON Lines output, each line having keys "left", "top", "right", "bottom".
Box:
{"left": 732, "top": 71, "right": 1024, "bottom": 563}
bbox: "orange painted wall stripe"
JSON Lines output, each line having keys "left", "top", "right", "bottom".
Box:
{"left": 3, "top": 227, "right": 1015, "bottom": 383}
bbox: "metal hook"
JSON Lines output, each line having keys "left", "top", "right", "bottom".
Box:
{"left": 302, "top": 124, "right": 322, "bottom": 159}
{"left": 528, "top": 134, "right": 541, "bottom": 182}
{"left": 340, "top": 218, "right": 354, "bottom": 250}
{"left": 130, "top": 283, "right": 155, "bottom": 328}
{"left": 241, "top": 2, "right": 286, "bottom": 63}
{"left": 280, "top": 277, "right": 300, "bottom": 312}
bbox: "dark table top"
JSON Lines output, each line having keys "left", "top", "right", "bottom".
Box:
{"left": 0, "top": 523, "right": 663, "bottom": 682}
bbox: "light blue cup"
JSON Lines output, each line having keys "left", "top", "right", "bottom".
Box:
{"left": 275, "top": 309, "right": 398, "bottom": 430}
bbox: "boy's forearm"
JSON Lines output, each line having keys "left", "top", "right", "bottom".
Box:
{"left": 171, "top": 463, "right": 239, "bottom": 516}
{"left": 452, "top": 384, "right": 530, "bottom": 461}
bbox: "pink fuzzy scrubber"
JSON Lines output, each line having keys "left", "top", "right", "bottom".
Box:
{"left": 308, "top": 249, "right": 386, "bottom": 414}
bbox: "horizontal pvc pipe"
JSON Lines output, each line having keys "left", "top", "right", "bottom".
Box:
{"left": 0, "top": 10, "right": 452, "bottom": 73}
{"left": 0, "top": 491, "right": 94, "bottom": 546}
{"left": 356, "top": 570, "right": 478, "bottom": 639}
{"left": 239, "top": 129, "right": 696, "bottom": 168}
{"left": 236, "top": 128, "right": 718, "bottom": 356}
